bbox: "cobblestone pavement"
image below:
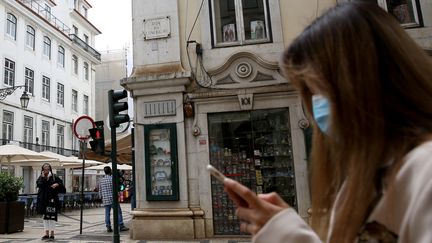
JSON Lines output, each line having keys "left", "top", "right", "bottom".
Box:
{"left": 0, "top": 204, "right": 251, "bottom": 243}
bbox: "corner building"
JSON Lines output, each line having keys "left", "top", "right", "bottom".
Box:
{"left": 0, "top": 0, "right": 100, "bottom": 193}
{"left": 123, "top": 0, "right": 432, "bottom": 240}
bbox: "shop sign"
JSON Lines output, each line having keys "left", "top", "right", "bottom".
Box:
{"left": 238, "top": 94, "right": 253, "bottom": 110}
{"left": 143, "top": 16, "right": 171, "bottom": 40}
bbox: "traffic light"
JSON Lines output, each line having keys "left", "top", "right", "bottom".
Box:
{"left": 108, "top": 89, "right": 130, "bottom": 128}
{"left": 89, "top": 122, "right": 105, "bottom": 155}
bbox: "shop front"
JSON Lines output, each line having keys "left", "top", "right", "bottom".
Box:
{"left": 124, "top": 70, "right": 312, "bottom": 240}
{"left": 207, "top": 108, "right": 297, "bottom": 235}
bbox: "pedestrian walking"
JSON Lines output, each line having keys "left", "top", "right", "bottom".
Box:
{"left": 98, "top": 166, "right": 129, "bottom": 232}
{"left": 36, "top": 162, "right": 65, "bottom": 241}
{"left": 223, "top": 1, "right": 432, "bottom": 242}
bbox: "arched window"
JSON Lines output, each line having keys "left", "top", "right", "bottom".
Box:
{"left": 43, "top": 36, "right": 51, "bottom": 59}
{"left": 58, "top": 46, "right": 65, "bottom": 67}
{"left": 26, "top": 26, "right": 35, "bottom": 50}
{"left": 6, "top": 13, "right": 17, "bottom": 40}
{"left": 84, "top": 62, "right": 89, "bottom": 80}
{"left": 72, "top": 55, "right": 78, "bottom": 74}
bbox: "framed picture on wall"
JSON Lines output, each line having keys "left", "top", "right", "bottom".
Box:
{"left": 223, "top": 24, "right": 236, "bottom": 42}
{"left": 250, "top": 20, "right": 265, "bottom": 39}
{"left": 377, "top": 0, "right": 422, "bottom": 27}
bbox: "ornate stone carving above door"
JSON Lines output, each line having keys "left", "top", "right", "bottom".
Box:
{"left": 207, "top": 52, "right": 288, "bottom": 89}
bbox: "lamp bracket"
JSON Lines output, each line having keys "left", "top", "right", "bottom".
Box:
{"left": 0, "top": 85, "right": 26, "bottom": 100}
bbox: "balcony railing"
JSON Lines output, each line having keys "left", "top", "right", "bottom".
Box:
{"left": 18, "top": 0, "right": 71, "bottom": 36}
{"left": 69, "top": 34, "right": 101, "bottom": 61}
{"left": 1, "top": 139, "right": 79, "bottom": 157}
{"left": 17, "top": 0, "right": 101, "bottom": 61}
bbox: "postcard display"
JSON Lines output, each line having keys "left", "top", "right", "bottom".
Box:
{"left": 209, "top": 109, "right": 297, "bottom": 235}
{"left": 144, "top": 123, "right": 179, "bottom": 201}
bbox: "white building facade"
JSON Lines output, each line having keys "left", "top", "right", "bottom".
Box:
{"left": 125, "top": 0, "right": 432, "bottom": 240}
{"left": 0, "top": 0, "right": 100, "bottom": 194}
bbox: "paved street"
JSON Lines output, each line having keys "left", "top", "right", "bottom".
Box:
{"left": 0, "top": 203, "right": 251, "bottom": 243}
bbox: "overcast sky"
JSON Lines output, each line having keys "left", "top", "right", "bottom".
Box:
{"left": 88, "top": 0, "right": 132, "bottom": 51}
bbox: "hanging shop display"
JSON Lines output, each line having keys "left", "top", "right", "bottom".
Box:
{"left": 208, "top": 108, "right": 297, "bottom": 235}
{"left": 144, "top": 123, "right": 179, "bottom": 201}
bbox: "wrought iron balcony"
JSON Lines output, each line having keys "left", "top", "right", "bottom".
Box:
{"left": 17, "top": 0, "right": 101, "bottom": 61}
{"left": 69, "top": 34, "right": 101, "bottom": 61}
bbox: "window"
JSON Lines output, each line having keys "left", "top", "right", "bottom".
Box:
{"left": 84, "top": 34, "right": 89, "bottom": 44}
{"left": 84, "top": 62, "right": 89, "bottom": 80}
{"left": 42, "top": 120, "right": 50, "bottom": 147}
{"left": 23, "top": 116, "right": 33, "bottom": 147}
{"left": 57, "top": 83, "right": 64, "bottom": 106}
{"left": 72, "top": 55, "right": 78, "bottom": 74}
{"left": 26, "top": 26, "right": 35, "bottom": 50}
{"left": 73, "top": 25, "right": 78, "bottom": 35}
{"left": 42, "top": 76, "right": 50, "bottom": 101}
{"left": 6, "top": 13, "right": 17, "bottom": 40}
{"left": 44, "top": 4, "right": 51, "bottom": 20}
{"left": 43, "top": 36, "right": 51, "bottom": 59}
{"left": 378, "top": 0, "right": 421, "bottom": 27}
{"left": 72, "top": 89, "right": 78, "bottom": 112}
{"left": 58, "top": 46, "right": 65, "bottom": 67}
{"left": 83, "top": 95, "right": 89, "bottom": 114}
{"left": 211, "top": 0, "right": 270, "bottom": 46}
{"left": 83, "top": 6, "right": 88, "bottom": 18}
{"left": 25, "top": 68, "right": 34, "bottom": 94}
{"left": 208, "top": 108, "right": 296, "bottom": 235}
{"left": 57, "top": 125, "right": 64, "bottom": 149}
{"left": 4, "top": 59, "right": 15, "bottom": 86}
{"left": 2, "top": 111, "right": 14, "bottom": 142}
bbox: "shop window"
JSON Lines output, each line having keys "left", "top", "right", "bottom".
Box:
{"left": 210, "top": 0, "right": 270, "bottom": 47}
{"left": 208, "top": 108, "right": 296, "bottom": 235}
{"left": 378, "top": 0, "right": 422, "bottom": 27}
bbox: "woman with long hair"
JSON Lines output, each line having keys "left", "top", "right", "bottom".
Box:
{"left": 223, "top": 1, "right": 432, "bottom": 242}
{"left": 36, "top": 162, "right": 65, "bottom": 241}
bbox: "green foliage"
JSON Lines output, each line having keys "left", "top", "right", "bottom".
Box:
{"left": 0, "top": 172, "right": 24, "bottom": 202}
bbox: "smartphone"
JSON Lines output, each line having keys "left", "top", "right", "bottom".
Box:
{"left": 207, "top": 164, "right": 227, "bottom": 183}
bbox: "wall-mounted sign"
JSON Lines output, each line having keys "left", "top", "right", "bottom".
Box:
{"left": 144, "top": 100, "right": 176, "bottom": 117}
{"left": 143, "top": 16, "right": 171, "bottom": 40}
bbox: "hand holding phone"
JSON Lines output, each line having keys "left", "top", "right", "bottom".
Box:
{"left": 206, "top": 165, "right": 227, "bottom": 183}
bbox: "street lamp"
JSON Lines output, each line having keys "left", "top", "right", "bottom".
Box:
{"left": 0, "top": 85, "right": 30, "bottom": 109}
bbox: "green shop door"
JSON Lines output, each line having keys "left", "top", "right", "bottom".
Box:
{"left": 208, "top": 108, "right": 297, "bottom": 235}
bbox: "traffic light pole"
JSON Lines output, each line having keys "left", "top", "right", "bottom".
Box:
{"left": 111, "top": 126, "right": 120, "bottom": 243}
{"left": 108, "top": 89, "right": 129, "bottom": 243}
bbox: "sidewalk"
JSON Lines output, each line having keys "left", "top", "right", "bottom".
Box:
{"left": 0, "top": 204, "right": 252, "bottom": 243}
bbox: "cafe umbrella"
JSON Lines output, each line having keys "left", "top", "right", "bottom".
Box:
{"left": 0, "top": 144, "right": 59, "bottom": 173}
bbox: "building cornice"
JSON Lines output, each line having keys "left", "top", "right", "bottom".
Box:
{"left": 83, "top": 0, "right": 92, "bottom": 8}
{"left": 71, "top": 9, "right": 102, "bottom": 34}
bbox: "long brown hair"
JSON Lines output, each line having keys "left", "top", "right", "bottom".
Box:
{"left": 281, "top": 2, "right": 432, "bottom": 242}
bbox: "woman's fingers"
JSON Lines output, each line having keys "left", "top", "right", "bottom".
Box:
{"left": 240, "top": 221, "right": 260, "bottom": 235}
{"left": 258, "top": 192, "right": 290, "bottom": 208}
{"left": 224, "top": 178, "right": 262, "bottom": 208}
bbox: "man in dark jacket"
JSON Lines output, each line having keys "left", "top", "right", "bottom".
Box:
{"left": 36, "top": 162, "right": 64, "bottom": 241}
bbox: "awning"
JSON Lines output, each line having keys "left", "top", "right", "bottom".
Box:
{"left": 80, "top": 133, "right": 132, "bottom": 164}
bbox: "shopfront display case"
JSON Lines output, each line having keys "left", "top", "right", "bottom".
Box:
{"left": 208, "top": 108, "right": 296, "bottom": 235}
{"left": 144, "top": 123, "right": 179, "bottom": 201}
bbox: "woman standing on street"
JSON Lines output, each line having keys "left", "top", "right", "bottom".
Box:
{"left": 36, "top": 162, "right": 65, "bottom": 241}
{"left": 223, "top": 1, "right": 432, "bottom": 242}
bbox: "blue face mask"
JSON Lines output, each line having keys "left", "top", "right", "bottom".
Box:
{"left": 312, "top": 95, "right": 330, "bottom": 134}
